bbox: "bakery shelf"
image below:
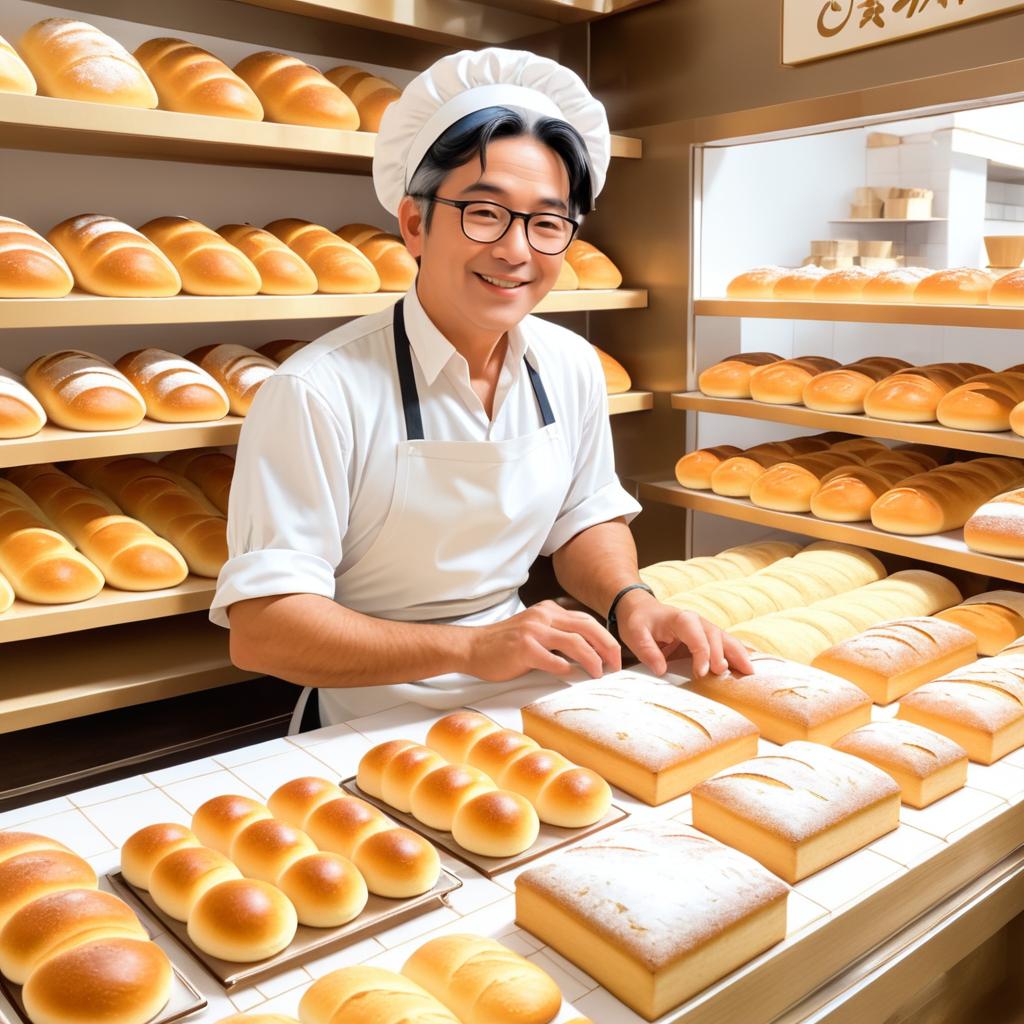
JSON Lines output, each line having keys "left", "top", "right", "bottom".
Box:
{"left": 638, "top": 480, "right": 1024, "bottom": 584}
{"left": 0, "top": 93, "right": 641, "bottom": 172}
{"left": 671, "top": 392, "right": 1024, "bottom": 458}
{"left": 0, "top": 577, "right": 219, "bottom": 645}
{"left": 0, "top": 288, "right": 647, "bottom": 330}
{"left": 0, "top": 417, "right": 245, "bottom": 470}
{"left": 608, "top": 390, "right": 654, "bottom": 414}
{"left": 0, "top": 612, "right": 255, "bottom": 734}
{"left": 694, "top": 298, "right": 1024, "bottom": 329}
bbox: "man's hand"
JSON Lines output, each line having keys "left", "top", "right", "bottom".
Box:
{"left": 463, "top": 600, "right": 622, "bottom": 682}
{"left": 615, "top": 589, "right": 754, "bottom": 678}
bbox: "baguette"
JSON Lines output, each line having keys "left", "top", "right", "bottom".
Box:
{"left": 864, "top": 364, "right": 990, "bottom": 422}
{"left": 47, "top": 214, "right": 181, "bottom": 297}
{"left": 725, "top": 266, "right": 788, "bottom": 299}
{"left": 674, "top": 444, "right": 742, "bottom": 489}
{"left": 139, "top": 217, "right": 261, "bottom": 296}
{"left": 217, "top": 224, "right": 317, "bottom": 295}
{"left": 749, "top": 452, "right": 864, "bottom": 512}
{"left": 802, "top": 360, "right": 906, "bottom": 413}
{"left": 323, "top": 65, "right": 401, "bottom": 132}
{"left": 964, "top": 487, "right": 1024, "bottom": 557}
{"left": 186, "top": 344, "right": 277, "bottom": 416}
{"left": 115, "top": 348, "right": 229, "bottom": 422}
{"left": 0, "top": 216, "right": 74, "bottom": 298}
{"left": 936, "top": 372, "right": 1024, "bottom": 432}
{"left": 748, "top": 356, "right": 842, "bottom": 405}
{"left": 7, "top": 463, "right": 188, "bottom": 591}
{"left": 299, "top": 967, "right": 460, "bottom": 1024}
{"left": 697, "top": 352, "right": 782, "bottom": 398}
{"left": 0, "top": 367, "right": 46, "bottom": 439}
{"left": 811, "top": 463, "right": 914, "bottom": 522}
{"left": 0, "top": 34, "right": 36, "bottom": 95}
{"left": 640, "top": 541, "right": 797, "bottom": 600}
{"left": 134, "top": 37, "right": 263, "bottom": 120}
{"left": 159, "top": 450, "right": 234, "bottom": 515}
{"left": 0, "top": 479, "right": 104, "bottom": 603}
{"left": 24, "top": 350, "right": 146, "bottom": 431}
{"left": 336, "top": 224, "right": 416, "bottom": 291}
{"left": 234, "top": 51, "right": 357, "bottom": 129}
{"left": 19, "top": 18, "right": 157, "bottom": 108}
{"left": 565, "top": 240, "right": 622, "bottom": 289}
{"left": 265, "top": 219, "right": 379, "bottom": 293}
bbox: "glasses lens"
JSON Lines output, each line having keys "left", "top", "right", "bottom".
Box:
{"left": 462, "top": 202, "right": 511, "bottom": 243}
{"left": 527, "top": 214, "right": 576, "bottom": 255}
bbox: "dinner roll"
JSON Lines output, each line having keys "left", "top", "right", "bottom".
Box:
{"left": 0, "top": 831, "right": 70, "bottom": 866}
{"left": 229, "top": 819, "right": 317, "bottom": 884}
{"left": 22, "top": 938, "right": 172, "bottom": 1024}
{"left": 915, "top": 268, "right": 993, "bottom": 305}
{"left": 409, "top": 764, "right": 497, "bottom": 832}
{"left": 466, "top": 729, "right": 540, "bottom": 781}
{"left": 277, "top": 852, "right": 368, "bottom": 927}
{"left": 425, "top": 711, "right": 501, "bottom": 764}
{"left": 861, "top": 267, "right": 931, "bottom": 303}
{"left": 351, "top": 828, "right": 440, "bottom": 898}
{"left": 535, "top": 767, "right": 612, "bottom": 830}
{"left": 267, "top": 777, "right": 343, "bottom": 829}
{"left": 187, "top": 878, "right": 297, "bottom": 962}
{"left": 356, "top": 739, "right": 417, "bottom": 799}
{"left": 192, "top": 794, "right": 272, "bottom": 855}
{"left": 675, "top": 445, "right": 743, "bottom": 489}
{"left": 725, "top": 267, "right": 787, "bottom": 299}
{"left": 697, "top": 352, "right": 781, "bottom": 398}
{"left": 304, "top": 796, "right": 391, "bottom": 860}
{"left": 299, "top": 966, "right": 459, "bottom": 1024}
{"left": 0, "top": 850, "right": 98, "bottom": 928}
{"left": 451, "top": 791, "right": 540, "bottom": 858}
{"left": 0, "top": 888, "right": 146, "bottom": 985}
{"left": 381, "top": 746, "right": 448, "bottom": 813}
{"left": 149, "top": 846, "right": 242, "bottom": 921}
{"left": 120, "top": 822, "right": 199, "bottom": 889}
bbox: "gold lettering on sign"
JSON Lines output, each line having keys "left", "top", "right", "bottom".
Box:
{"left": 818, "top": 0, "right": 854, "bottom": 35}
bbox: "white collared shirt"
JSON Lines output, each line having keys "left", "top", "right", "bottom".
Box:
{"left": 209, "top": 285, "right": 642, "bottom": 628}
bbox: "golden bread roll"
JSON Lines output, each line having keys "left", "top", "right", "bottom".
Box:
{"left": 936, "top": 591, "right": 1024, "bottom": 655}
{"left": 356, "top": 738, "right": 417, "bottom": 798}
{"left": 217, "top": 224, "right": 318, "bottom": 295}
{"left": 725, "top": 266, "right": 787, "bottom": 298}
{"left": 697, "top": 352, "right": 781, "bottom": 398}
{"left": 158, "top": 450, "right": 234, "bottom": 515}
{"left": 748, "top": 356, "right": 841, "bottom": 404}
{"left": 811, "top": 465, "right": 905, "bottom": 522}
{"left": 380, "top": 745, "right": 447, "bottom": 814}
{"left": 989, "top": 268, "right": 1024, "bottom": 307}
{"left": 186, "top": 343, "right": 276, "bottom": 416}
{"left": 748, "top": 452, "right": 855, "bottom": 512}
{"left": 914, "top": 268, "right": 993, "bottom": 305}
{"left": 0, "top": 33, "right": 36, "bottom": 94}
{"left": 299, "top": 966, "right": 460, "bottom": 1024}
{"left": 813, "top": 266, "right": 877, "bottom": 301}
{"left": 674, "top": 445, "right": 743, "bottom": 489}
{"left": 552, "top": 258, "right": 578, "bottom": 290}
{"left": 936, "top": 372, "right": 1024, "bottom": 432}
{"left": 802, "top": 361, "right": 899, "bottom": 413}
{"left": 336, "top": 224, "right": 416, "bottom": 291}
{"left": 19, "top": 18, "right": 157, "bottom": 108}
{"left": 1012, "top": 398, "right": 1024, "bottom": 438}
{"left": 409, "top": 764, "right": 496, "bottom": 832}
{"left": 47, "top": 214, "right": 180, "bottom": 297}
{"left": 120, "top": 822, "right": 199, "bottom": 890}
{"left": 191, "top": 794, "right": 271, "bottom": 855}
{"left": 351, "top": 827, "right": 441, "bottom": 897}
{"left": 0, "top": 367, "right": 46, "bottom": 438}
{"left": 451, "top": 790, "right": 539, "bottom": 859}
{"left": 466, "top": 728, "right": 540, "bottom": 780}
{"left": 772, "top": 265, "right": 828, "bottom": 298}
{"left": 861, "top": 267, "right": 931, "bottom": 303}
{"left": 592, "top": 345, "right": 631, "bottom": 394}
{"left": 115, "top": 348, "right": 229, "bottom": 423}
{"left": 0, "top": 849, "right": 98, "bottom": 928}
{"left": 0, "top": 833, "right": 71, "bottom": 866}
{"left": 258, "top": 339, "right": 309, "bottom": 363}
{"left": 230, "top": 818, "right": 317, "bottom": 884}
{"left": 709, "top": 446, "right": 788, "bottom": 497}
{"left": 266, "top": 219, "right": 379, "bottom": 293}
{"left": 135, "top": 37, "right": 263, "bottom": 119}
{"left": 863, "top": 364, "right": 977, "bottom": 422}
{"left": 323, "top": 65, "right": 401, "bottom": 131}
{"left": 565, "top": 240, "right": 622, "bottom": 289}
{"left": 0, "top": 217, "right": 73, "bottom": 298}
{"left": 188, "top": 878, "right": 297, "bottom": 962}
{"left": 277, "top": 852, "right": 367, "bottom": 927}
{"left": 304, "top": 796, "right": 390, "bottom": 860}
{"left": 234, "top": 51, "right": 357, "bottom": 129}
{"left": 425, "top": 711, "right": 501, "bottom": 764}
{"left": 139, "top": 217, "right": 261, "bottom": 295}
{"left": 964, "top": 487, "right": 1024, "bottom": 557}
{"left": 149, "top": 845, "right": 242, "bottom": 921}
{"left": 267, "top": 776, "right": 343, "bottom": 829}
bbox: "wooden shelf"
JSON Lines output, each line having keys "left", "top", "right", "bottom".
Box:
{"left": 0, "top": 578, "right": 218, "bottom": 645}
{"left": 0, "top": 288, "right": 647, "bottom": 330}
{"left": 638, "top": 480, "right": 1024, "bottom": 584}
{"left": 694, "top": 298, "right": 1024, "bottom": 329}
{"left": 671, "top": 392, "right": 1024, "bottom": 458}
{"left": 0, "top": 93, "right": 640, "bottom": 172}
{"left": 608, "top": 390, "right": 654, "bottom": 414}
{"left": 0, "top": 612, "right": 255, "bottom": 734}
{"left": 0, "top": 417, "right": 244, "bottom": 470}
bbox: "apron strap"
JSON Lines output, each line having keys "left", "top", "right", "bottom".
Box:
{"left": 392, "top": 297, "right": 557, "bottom": 439}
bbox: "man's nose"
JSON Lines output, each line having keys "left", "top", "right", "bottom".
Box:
{"left": 490, "top": 216, "right": 531, "bottom": 262}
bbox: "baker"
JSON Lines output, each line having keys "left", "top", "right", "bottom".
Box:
{"left": 210, "top": 47, "right": 752, "bottom": 729}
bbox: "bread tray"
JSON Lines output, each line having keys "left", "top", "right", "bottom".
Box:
{"left": 342, "top": 776, "right": 629, "bottom": 878}
{"left": 108, "top": 866, "right": 461, "bottom": 992}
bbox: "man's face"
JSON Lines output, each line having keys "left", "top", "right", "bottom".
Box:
{"left": 402, "top": 135, "right": 573, "bottom": 337}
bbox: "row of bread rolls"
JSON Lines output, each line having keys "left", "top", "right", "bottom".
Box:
{"left": 726, "top": 264, "right": 1024, "bottom": 306}
{"left": 3, "top": 17, "right": 403, "bottom": 131}
{"left": 0, "top": 831, "right": 173, "bottom": 1024}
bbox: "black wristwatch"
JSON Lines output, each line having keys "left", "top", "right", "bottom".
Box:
{"left": 606, "top": 582, "right": 655, "bottom": 638}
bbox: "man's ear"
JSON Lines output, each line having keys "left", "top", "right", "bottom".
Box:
{"left": 398, "top": 195, "right": 425, "bottom": 258}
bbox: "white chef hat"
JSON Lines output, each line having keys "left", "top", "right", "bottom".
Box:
{"left": 373, "top": 47, "right": 610, "bottom": 217}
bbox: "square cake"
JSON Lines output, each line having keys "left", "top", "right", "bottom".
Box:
{"left": 691, "top": 740, "right": 901, "bottom": 883}
{"left": 520, "top": 675, "right": 759, "bottom": 805}
{"left": 687, "top": 653, "right": 871, "bottom": 744}
{"left": 515, "top": 820, "right": 788, "bottom": 1020}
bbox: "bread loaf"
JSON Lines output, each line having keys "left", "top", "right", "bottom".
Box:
{"left": 7, "top": 463, "right": 189, "bottom": 591}
{"left": 592, "top": 346, "right": 631, "bottom": 394}
{"left": 266, "top": 219, "right": 379, "bottom": 293}
{"left": 191, "top": 794, "right": 272, "bottom": 856}
{"left": 936, "top": 591, "right": 1024, "bottom": 655}
{"left": 552, "top": 258, "right": 578, "bottom": 290}
{"left": 19, "top": 18, "right": 157, "bottom": 108}
{"left": 709, "top": 445, "right": 787, "bottom": 496}
{"left": 810, "top": 464, "right": 906, "bottom": 522}
{"left": 0, "top": 217, "right": 73, "bottom": 298}
{"left": 964, "top": 487, "right": 1024, "bottom": 557}
{"left": 323, "top": 66, "right": 401, "bottom": 131}
{"left": 725, "top": 266, "right": 787, "bottom": 299}
{"left": 989, "top": 268, "right": 1024, "bottom": 307}
{"left": 139, "top": 217, "right": 261, "bottom": 296}
{"left": 1012, "top": 397, "right": 1024, "bottom": 438}
{"left": 401, "top": 934, "right": 562, "bottom": 1024}
{"left": 216, "top": 225, "right": 318, "bottom": 295}
{"left": 299, "top": 966, "right": 460, "bottom": 1024}
{"left": 0, "top": 849, "right": 98, "bottom": 928}
{"left": 748, "top": 356, "right": 841, "bottom": 405}
{"left": 258, "top": 339, "right": 309, "bottom": 363}
{"left": 802, "top": 360, "right": 907, "bottom": 414}
{"left": 514, "top": 822, "right": 788, "bottom": 1021}
{"left": 565, "top": 240, "right": 622, "bottom": 289}
{"left": 936, "top": 371, "right": 1024, "bottom": 431}
{"left": 640, "top": 541, "right": 798, "bottom": 601}
{"left": 813, "top": 266, "right": 877, "bottom": 301}
{"left": 674, "top": 445, "right": 743, "bottom": 489}
{"left": 833, "top": 720, "right": 968, "bottom": 808}
{"left": 234, "top": 51, "right": 357, "bottom": 129}
{"left": 336, "top": 224, "right": 416, "bottom": 291}
{"left": 159, "top": 450, "right": 234, "bottom": 514}
{"left": 0, "top": 33, "right": 36, "bottom": 94}
{"left": 772, "top": 265, "right": 828, "bottom": 298}
{"left": 0, "top": 567, "right": 13, "bottom": 614}
{"left": 134, "top": 37, "right": 263, "bottom": 119}
{"left": 691, "top": 740, "right": 900, "bottom": 882}
{"left": 865, "top": 363, "right": 984, "bottom": 421}
{"left": 115, "top": 348, "right": 229, "bottom": 422}
{"left": 0, "top": 367, "right": 46, "bottom": 438}
{"left": 121, "top": 822, "right": 199, "bottom": 889}
{"left": 861, "top": 266, "right": 931, "bottom": 303}
{"left": 186, "top": 343, "right": 276, "bottom": 416}
{"left": 914, "top": 268, "right": 993, "bottom": 305}
{"left": 47, "top": 215, "right": 181, "bottom": 297}
{"left": 749, "top": 452, "right": 864, "bottom": 512}
{"left": 187, "top": 878, "right": 297, "bottom": 962}
{"left": 697, "top": 352, "right": 781, "bottom": 397}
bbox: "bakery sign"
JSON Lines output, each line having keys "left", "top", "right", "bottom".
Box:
{"left": 783, "top": 0, "right": 1024, "bottom": 64}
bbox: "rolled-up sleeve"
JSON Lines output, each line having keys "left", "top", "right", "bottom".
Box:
{"left": 209, "top": 373, "right": 350, "bottom": 628}
{"left": 540, "top": 349, "right": 642, "bottom": 556}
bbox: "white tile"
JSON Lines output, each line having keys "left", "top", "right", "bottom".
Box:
{"left": 345, "top": 703, "right": 448, "bottom": 745}
{"left": 152, "top": 933, "right": 236, "bottom": 1021}
{"left": 304, "top": 936, "right": 384, "bottom": 978}
{"left": 251, "top": 986, "right": 307, "bottom": 1018}
{"left": 445, "top": 895, "right": 518, "bottom": 939}
{"left": 1003, "top": 746, "right": 1024, "bottom": 769}
{"left": 572, "top": 986, "right": 646, "bottom": 1024}
{"left": 786, "top": 890, "right": 830, "bottom": 935}
{"left": 229, "top": 748, "right": 339, "bottom": 799}
{"left": 372, "top": 904, "right": 459, "bottom": 948}
{"left": 967, "top": 761, "right": 1024, "bottom": 800}
{"left": 146, "top": 757, "right": 222, "bottom": 788}
{"left": 215, "top": 737, "right": 294, "bottom": 768}
{"left": 19, "top": 808, "right": 113, "bottom": 858}
{"left": 534, "top": 945, "right": 599, "bottom": 993}
{"left": 528, "top": 948, "right": 591, "bottom": 1001}
{"left": 794, "top": 848, "right": 903, "bottom": 913}
{"left": 500, "top": 930, "right": 541, "bottom": 956}
{"left": 68, "top": 775, "right": 154, "bottom": 807}
{"left": 0, "top": 796, "right": 73, "bottom": 829}
{"left": 946, "top": 802, "right": 1014, "bottom": 845}
{"left": 869, "top": 823, "right": 944, "bottom": 867}
{"left": 301, "top": 729, "right": 374, "bottom": 780}
{"left": 444, "top": 870, "right": 510, "bottom": 916}
{"left": 899, "top": 787, "right": 1005, "bottom": 840}
{"left": 227, "top": 985, "right": 266, "bottom": 1012}
{"left": 160, "top": 770, "right": 263, "bottom": 815}
{"left": 289, "top": 721, "right": 365, "bottom": 749}
{"left": 467, "top": 682, "right": 569, "bottom": 729}
{"left": 81, "top": 789, "right": 192, "bottom": 847}
{"left": 255, "top": 964, "right": 311, "bottom": 999}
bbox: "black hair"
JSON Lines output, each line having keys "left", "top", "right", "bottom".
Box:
{"left": 407, "top": 106, "right": 593, "bottom": 229}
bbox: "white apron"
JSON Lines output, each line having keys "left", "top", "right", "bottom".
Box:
{"left": 290, "top": 299, "right": 572, "bottom": 730}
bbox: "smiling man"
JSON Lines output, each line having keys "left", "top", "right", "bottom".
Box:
{"left": 210, "top": 47, "right": 752, "bottom": 729}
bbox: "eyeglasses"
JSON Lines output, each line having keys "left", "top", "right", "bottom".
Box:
{"left": 412, "top": 195, "right": 579, "bottom": 255}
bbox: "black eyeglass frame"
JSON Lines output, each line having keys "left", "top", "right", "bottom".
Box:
{"left": 410, "top": 194, "right": 580, "bottom": 255}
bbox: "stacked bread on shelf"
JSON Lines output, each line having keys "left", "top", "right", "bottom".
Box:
{"left": 337, "top": 223, "right": 418, "bottom": 292}
{"left": 936, "top": 591, "right": 1024, "bottom": 654}
{"left": 186, "top": 343, "right": 277, "bottom": 416}
{"left": 965, "top": 487, "right": 1024, "bottom": 557}
{"left": 0, "top": 33, "right": 36, "bottom": 95}
{"left": 565, "top": 240, "right": 622, "bottom": 289}
{"left": 0, "top": 218, "right": 73, "bottom": 298}
{"left": 115, "top": 348, "right": 230, "bottom": 422}
{"left": 0, "top": 830, "right": 173, "bottom": 1024}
